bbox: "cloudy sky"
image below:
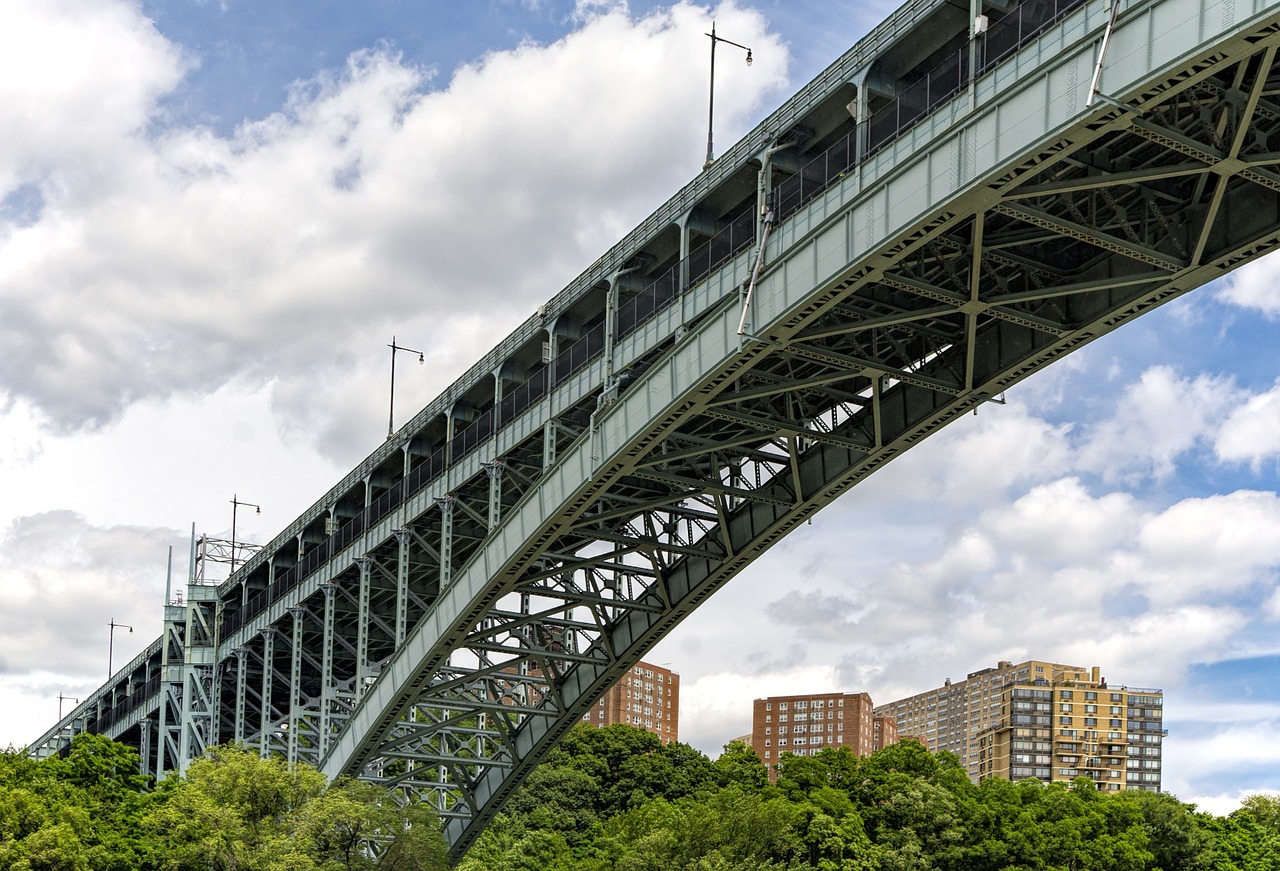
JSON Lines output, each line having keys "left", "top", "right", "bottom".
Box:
{"left": 1, "top": 0, "right": 1278, "bottom": 812}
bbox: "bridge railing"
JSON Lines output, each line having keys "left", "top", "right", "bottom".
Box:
{"left": 217, "top": 0, "right": 1099, "bottom": 644}
{"left": 867, "top": 0, "right": 1090, "bottom": 154}
{"left": 497, "top": 369, "right": 550, "bottom": 427}
{"left": 94, "top": 674, "right": 162, "bottom": 734}
{"left": 772, "top": 129, "right": 859, "bottom": 221}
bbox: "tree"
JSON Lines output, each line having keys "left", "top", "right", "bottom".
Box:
{"left": 0, "top": 735, "right": 153, "bottom": 871}
{"left": 144, "top": 744, "right": 446, "bottom": 870}
{"left": 711, "top": 740, "right": 770, "bottom": 793}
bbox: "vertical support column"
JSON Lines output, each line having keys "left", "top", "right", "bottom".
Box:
{"left": 319, "top": 582, "right": 337, "bottom": 756}
{"left": 756, "top": 148, "right": 774, "bottom": 241}
{"left": 354, "top": 557, "right": 373, "bottom": 701}
{"left": 543, "top": 420, "right": 558, "bottom": 469}
{"left": 483, "top": 460, "right": 505, "bottom": 529}
{"left": 391, "top": 530, "right": 411, "bottom": 648}
{"left": 259, "top": 629, "right": 275, "bottom": 756}
{"left": 491, "top": 369, "right": 505, "bottom": 448}
{"left": 139, "top": 719, "right": 154, "bottom": 779}
{"left": 604, "top": 277, "right": 619, "bottom": 382}
{"left": 965, "top": 212, "right": 984, "bottom": 393}
{"left": 518, "top": 591, "right": 532, "bottom": 709}
{"left": 968, "top": 0, "right": 981, "bottom": 107}
{"left": 435, "top": 497, "right": 454, "bottom": 590}
{"left": 677, "top": 211, "right": 693, "bottom": 290}
{"left": 444, "top": 411, "right": 457, "bottom": 467}
{"left": 852, "top": 69, "right": 870, "bottom": 164}
{"left": 210, "top": 660, "right": 224, "bottom": 748}
{"left": 234, "top": 647, "right": 248, "bottom": 743}
{"left": 543, "top": 322, "right": 559, "bottom": 389}
{"left": 287, "top": 607, "right": 305, "bottom": 764}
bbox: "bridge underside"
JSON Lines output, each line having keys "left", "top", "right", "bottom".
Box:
{"left": 329, "top": 22, "right": 1280, "bottom": 861}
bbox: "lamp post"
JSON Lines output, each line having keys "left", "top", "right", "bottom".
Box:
{"left": 387, "top": 336, "right": 425, "bottom": 440}
{"left": 58, "top": 694, "right": 79, "bottom": 719}
{"left": 230, "top": 495, "right": 261, "bottom": 574}
{"left": 704, "top": 21, "right": 753, "bottom": 170}
{"left": 107, "top": 619, "right": 132, "bottom": 677}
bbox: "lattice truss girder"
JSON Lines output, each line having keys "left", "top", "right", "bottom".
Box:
{"left": 211, "top": 417, "right": 556, "bottom": 767}
{"left": 334, "top": 35, "right": 1280, "bottom": 861}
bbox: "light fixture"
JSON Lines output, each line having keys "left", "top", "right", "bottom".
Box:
{"left": 388, "top": 336, "right": 427, "bottom": 440}
{"left": 704, "top": 21, "right": 755, "bottom": 170}
{"left": 230, "top": 495, "right": 262, "bottom": 575}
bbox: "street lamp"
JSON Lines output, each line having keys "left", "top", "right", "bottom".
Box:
{"left": 704, "top": 21, "right": 753, "bottom": 170}
{"left": 108, "top": 619, "right": 132, "bottom": 678}
{"left": 387, "top": 336, "right": 425, "bottom": 440}
{"left": 230, "top": 494, "right": 261, "bottom": 574}
{"left": 58, "top": 694, "right": 79, "bottom": 719}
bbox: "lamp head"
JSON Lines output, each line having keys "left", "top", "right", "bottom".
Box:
{"left": 418, "top": 353, "right": 425, "bottom": 364}
{"left": 745, "top": 50, "right": 752, "bottom": 66}
{"left": 255, "top": 506, "right": 261, "bottom": 515}
{"left": 128, "top": 626, "right": 133, "bottom": 634}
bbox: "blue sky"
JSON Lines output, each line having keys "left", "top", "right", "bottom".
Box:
{"left": 0, "top": 0, "right": 1278, "bottom": 811}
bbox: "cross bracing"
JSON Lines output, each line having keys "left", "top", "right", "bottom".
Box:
{"left": 28, "top": 0, "right": 1280, "bottom": 861}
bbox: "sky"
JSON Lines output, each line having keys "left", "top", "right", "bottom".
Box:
{"left": 1, "top": 0, "right": 1278, "bottom": 814}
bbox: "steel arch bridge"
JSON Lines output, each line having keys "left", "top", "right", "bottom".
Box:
{"left": 31, "top": 0, "right": 1280, "bottom": 859}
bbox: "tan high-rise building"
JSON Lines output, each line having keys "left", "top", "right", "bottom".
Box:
{"left": 874, "top": 659, "right": 1164, "bottom": 792}
{"left": 750, "top": 691, "right": 887, "bottom": 779}
{"left": 580, "top": 661, "right": 680, "bottom": 743}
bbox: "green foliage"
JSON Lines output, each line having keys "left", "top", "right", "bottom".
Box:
{"left": 0, "top": 735, "right": 153, "bottom": 871}
{"left": 144, "top": 744, "right": 447, "bottom": 870}
{"left": 0, "top": 739, "right": 445, "bottom": 871}
{"left": 7, "top": 727, "right": 1280, "bottom": 871}
{"left": 711, "top": 741, "right": 770, "bottom": 793}
{"left": 458, "top": 724, "right": 1280, "bottom": 871}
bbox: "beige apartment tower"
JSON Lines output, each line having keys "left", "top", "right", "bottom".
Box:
{"left": 874, "top": 659, "right": 1164, "bottom": 792}
{"left": 750, "top": 691, "right": 888, "bottom": 778}
{"left": 581, "top": 661, "right": 680, "bottom": 743}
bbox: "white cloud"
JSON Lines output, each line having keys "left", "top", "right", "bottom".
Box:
{"left": 0, "top": 1, "right": 790, "bottom": 460}
{"left": 982, "top": 477, "right": 1139, "bottom": 566}
{"left": 1217, "top": 248, "right": 1280, "bottom": 318}
{"left": 1075, "top": 365, "right": 1242, "bottom": 483}
{"left": 0, "top": 0, "right": 186, "bottom": 194}
{"left": 1133, "top": 491, "right": 1280, "bottom": 603}
{"left": 1216, "top": 378, "right": 1280, "bottom": 469}
{"left": 0, "top": 511, "right": 173, "bottom": 681}
{"left": 679, "top": 664, "right": 842, "bottom": 750}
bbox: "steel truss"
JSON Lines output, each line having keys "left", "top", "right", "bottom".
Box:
{"left": 316, "top": 31, "right": 1280, "bottom": 861}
